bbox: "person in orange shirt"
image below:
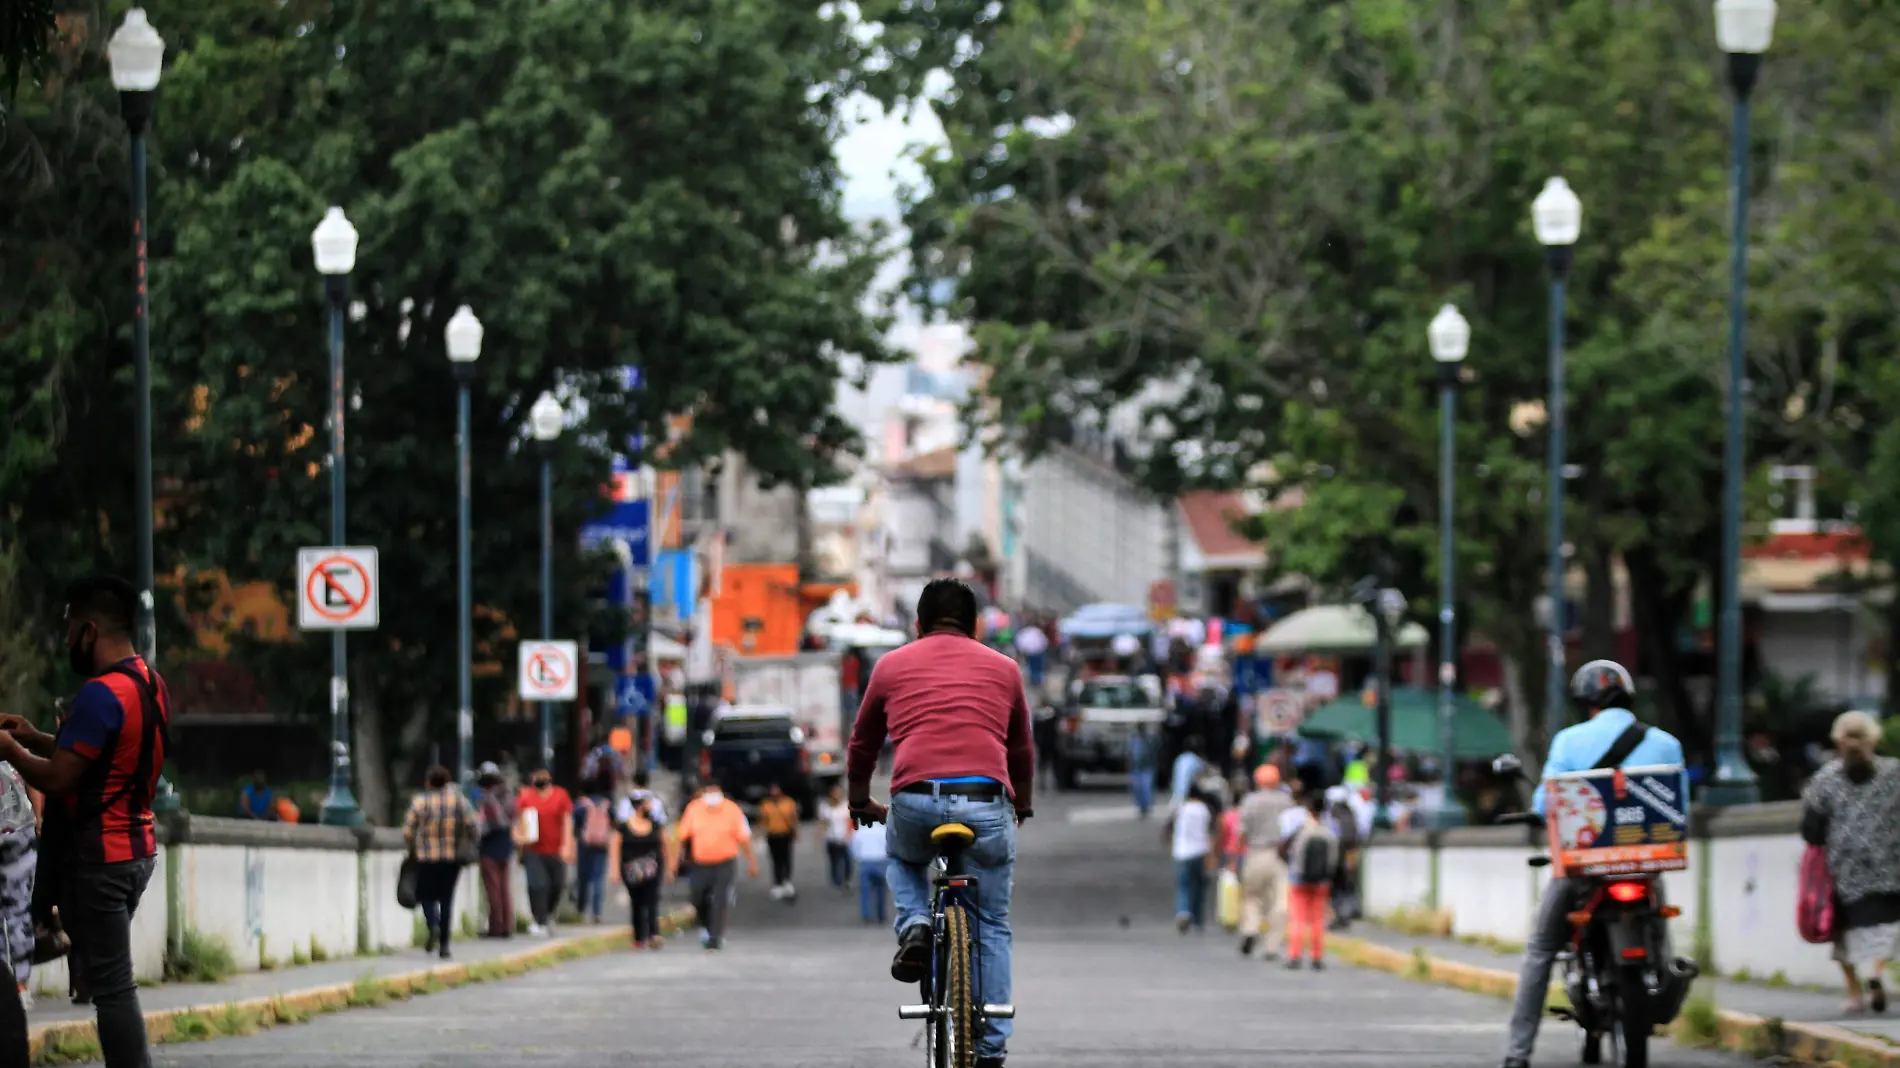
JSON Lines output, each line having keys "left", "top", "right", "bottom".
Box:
{"left": 669, "top": 782, "right": 758, "bottom": 949}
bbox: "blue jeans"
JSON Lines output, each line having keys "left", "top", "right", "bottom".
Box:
{"left": 574, "top": 846, "right": 608, "bottom": 919}
{"left": 886, "top": 791, "right": 1017, "bottom": 1060}
{"left": 1175, "top": 857, "right": 1208, "bottom": 926}
{"left": 858, "top": 858, "right": 888, "bottom": 923}
{"left": 1130, "top": 766, "right": 1154, "bottom": 815}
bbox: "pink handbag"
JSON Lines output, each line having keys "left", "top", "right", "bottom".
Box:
{"left": 1797, "top": 844, "right": 1837, "bottom": 945}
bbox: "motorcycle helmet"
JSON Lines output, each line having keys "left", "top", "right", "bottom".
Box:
{"left": 1568, "top": 659, "right": 1634, "bottom": 714}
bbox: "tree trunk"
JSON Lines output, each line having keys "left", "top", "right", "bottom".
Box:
{"left": 1582, "top": 542, "right": 1616, "bottom": 663}
{"left": 352, "top": 662, "right": 391, "bottom": 826}
{"left": 1626, "top": 544, "right": 1708, "bottom": 764}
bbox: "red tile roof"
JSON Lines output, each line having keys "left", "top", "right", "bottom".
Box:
{"left": 1742, "top": 529, "right": 1870, "bottom": 561}
{"left": 1178, "top": 491, "right": 1262, "bottom": 562}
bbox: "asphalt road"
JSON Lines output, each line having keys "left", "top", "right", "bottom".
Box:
{"left": 144, "top": 784, "right": 1758, "bottom": 1067}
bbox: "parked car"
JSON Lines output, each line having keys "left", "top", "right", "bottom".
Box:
{"left": 1056, "top": 674, "right": 1166, "bottom": 789}
{"left": 697, "top": 704, "right": 816, "bottom": 817}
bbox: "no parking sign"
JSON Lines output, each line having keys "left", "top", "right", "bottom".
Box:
{"left": 518, "top": 641, "right": 580, "bottom": 702}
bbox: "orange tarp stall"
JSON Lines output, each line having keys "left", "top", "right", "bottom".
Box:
{"left": 708, "top": 563, "right": 804, "bottom": 656}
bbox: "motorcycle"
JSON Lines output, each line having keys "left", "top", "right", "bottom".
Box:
{"left": 1492, "top": 754, "right": 1699, "bottom": 1068}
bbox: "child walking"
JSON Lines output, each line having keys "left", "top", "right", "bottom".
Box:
{"left": 1283, "top": 792, "right": 1340, "bottom": 970}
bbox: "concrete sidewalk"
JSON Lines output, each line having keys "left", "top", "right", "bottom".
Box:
{"left": 28, "top": 908, "right": 694, "bottom": 1063}
{"left": 1338, "top": 920, "right": 1900, "bottom": 1065}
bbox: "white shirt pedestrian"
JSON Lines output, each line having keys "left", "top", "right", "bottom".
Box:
{"left": 1014, "top": 625, "right": 1048, "bottom": 657}
{"left": 849, "top": 820, "right": 888, "bottom": 863}
{"left": 1172, "top": 798, "right": 1213, "bottom": 861}
{"left": 817, "top": 796, "right": 852, "bottom": 844}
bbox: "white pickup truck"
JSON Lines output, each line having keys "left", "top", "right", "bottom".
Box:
{"left": 1056, "top": 674, "right": 1166, "bottom": 788}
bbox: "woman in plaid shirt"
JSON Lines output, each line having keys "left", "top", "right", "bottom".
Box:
{"left": 404, "top": 766, "right": 477, "bottom": 958}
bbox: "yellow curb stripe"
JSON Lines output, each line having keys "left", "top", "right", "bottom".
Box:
{"left": 1331, "top": 935, "right": 1900, "bottom": 1068}
{"left": 28, "top": 906, "right": 695, "bottom": 1065}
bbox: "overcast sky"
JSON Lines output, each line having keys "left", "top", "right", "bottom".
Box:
{"left": 831, "top": 90, "right": 968, "bottom": 441}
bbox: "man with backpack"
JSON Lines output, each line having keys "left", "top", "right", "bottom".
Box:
{"left": 0, "top": 577, "right": 171, "bottom": 1068}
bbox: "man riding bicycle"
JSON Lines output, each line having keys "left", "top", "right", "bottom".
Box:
{"left": 1500, "top": 660, "right": 1684, "bottom": 1068}
{"left": 847, "top": 579, "right": 1035, "bottom": 1068}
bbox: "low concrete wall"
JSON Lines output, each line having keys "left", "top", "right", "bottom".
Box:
{"left": 30, "top": 815, "right": 533, "bottom": 997}
{"left": 1364, "top": 802, "right": 1829, "bottom": 986}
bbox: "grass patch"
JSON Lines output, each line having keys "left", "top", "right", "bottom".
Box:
{"left": 411, "top": 914, "right": 430, "bottom": 948}
{"left": 290, "top": 943, "right": 310, "bottom": 967}
{"left": 257, "top": 936, "right": 277, "bottom": 972}
{"left": 1673, "top": 996, "right": 1722, "bottom": 1047}
{"left": 1382, "top": 905, "right": 1454, "bottom": 938}
{"left": 1407, "top": 947, "right": 1431, "bottom": 980}
{"left": 38, "top": 1031, "right": 102, "bottom": 1065}
{"left": 165, "top": 929, "right": 237, "bottom": 984}
{"left": 460, "top": 912, "right": 477, "bottom": 938}
{"left": 1764, "top": 969, "right": 1790, "bottom": 988}
{"left": 307, "top": 936, "right": 329, "bottom": 963}
{"left": 167, "top": 1012, "right": 216, "bottom": 1042}
{"left": 347, "top": 972, "right": 394, "bottom": 1008}
{"left": 1742, "top": 1016, "right": 1785, "bottom": 1059}
{"left": 217, "top": 1002, "right": 269, "bottom": 1037}
{"left": 1730, "top": 967, "right": 1753, "bottom": 983}
{"left": 270, "top": 995, "right": 310, "bottom": 1025}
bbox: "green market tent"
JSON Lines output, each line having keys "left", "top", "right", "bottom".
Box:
{"left": 1296, "top": 686, "right": 1515, "bottom": 759}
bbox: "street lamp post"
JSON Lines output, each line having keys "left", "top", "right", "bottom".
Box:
{"left": 445, "top": 306, "right": 484, "bottom": 783}
{"left": 1708, "top": 0, "right": 1776, "bottom": 805}
{"left": 107, "top": 8, "right": 164, "bottom": 669}
{"left": 529, "top": 392, "right": 564, "bottom": 771}
{"left": 311, "top": 207, "right": 363, "bottom": 826}
{"left": 1428, "top": 304, "right": 1471, "bottom": 828}
{"left": 1532, "top": 176, "right": 1582, "bottom": 748}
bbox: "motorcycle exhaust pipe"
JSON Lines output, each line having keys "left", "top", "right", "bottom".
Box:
{"left": 1667, "top": 957, "right": 1700, "bottom": 981}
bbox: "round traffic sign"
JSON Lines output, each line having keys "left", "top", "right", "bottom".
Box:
{"left": 303, "top": 554, "right": 373, "bottom": 623}
{"left": 1261, "top": 689, "right": 1304, "bottom": 735}
{"left": 525, "top": 647, "right": 574, "bottom": 697}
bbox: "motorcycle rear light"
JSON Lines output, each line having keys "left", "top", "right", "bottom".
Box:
{"left": 1660, "top": 906, "right": 1681, "bottom": 919}
{"left": 1621, "top": 947, "right": 1648, "bottom": 960}
{"left": 1566, "top": 911, "right": 1592, "bottom": 927}
{"left": 1605, "top": 882, "right": 1649, "bottom": 903}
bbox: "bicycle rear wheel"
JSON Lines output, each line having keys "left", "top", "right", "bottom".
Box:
{"left": 934, "top": 903, "right": 976, "bottom": 1068}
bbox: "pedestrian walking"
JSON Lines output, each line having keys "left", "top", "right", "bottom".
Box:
{"left": 572, "top": 775, "right": 615, "bottom": 924}
{"left": 816, "top": 783, "right": 854, "bottom": 891}
{"left": 1326, "top": 785, "right": 1362, "bottom": 930}
{"left": 1171, "top": 786, "right": 1215, "bottom": 932}
{"left": 760, "top": 782, "right": 801, "bottom": 901}
{"left": 623, "top": 768, "right": 668, "bottom": 826}
{"left": 473, "top": 763, "right": 517, "bottom": 938}
{"left": 403, "top": 765, "right": 477, "bottom": 959}
{"left": 0, "top": 578, "right": 169, "bottom": 1068}
{"left": 1128, "top": 721, "right": 1158, "bottom": 818}
{"left": 1169, "top": 736, "right": 1207, "bottom": 813}
{"left": 515, "top": 769, "right": 574, "bottom": 937}
{"left": 1014, "top": 622, "right": 1048, "bottom": 693}
{"left": 618, "top": 795, "right": 670, "bottom": 949}
{"left": 1283, "top": 792, "right": 1340, "bottom": 970}
{"left": 1236, "top": 764, "right": 1297, "bottom": 959}
{"left": 670, "top": 782, "right": 757, "bottom": 949}
{"left": 1802, "top": 711, "right": 1900, "bottom": 1013}
{"left": 0, "top": 760, "right": 37, "bottom": 1062}
{"left": 851, "top": 815, "right": 889, "bottom": 925}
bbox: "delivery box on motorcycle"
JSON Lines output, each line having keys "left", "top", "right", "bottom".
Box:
{"left": 1542, "top": 763, "right": 1689, "bottom": 879}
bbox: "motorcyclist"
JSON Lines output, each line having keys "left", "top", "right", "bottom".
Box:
{"left": 1499, "top": 660, "right": 1685, "bottom": 1068}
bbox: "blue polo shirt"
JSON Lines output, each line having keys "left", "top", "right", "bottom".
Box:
{"left": 1532, "top": 708, "right": 1685, "bottom": 817}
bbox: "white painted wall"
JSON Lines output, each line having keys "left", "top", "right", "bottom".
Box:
{"left": 28, "top": 818, "right": 536, "bottom": 998}
{"left": 1020, "top": 445, "right": 1172, "bottom": 611}
{"left": 1363, "top": 805, "right": 1831, "bottom": 987}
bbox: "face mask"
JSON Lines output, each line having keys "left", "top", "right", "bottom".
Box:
{"left": 533, "top": 778, "right": 551, "bottom": 790}
{"left": 67, "top": 629, "right": 95, "bottom": 679}
{"left": 703, "top": 791, "right": 724, "bottom": 807}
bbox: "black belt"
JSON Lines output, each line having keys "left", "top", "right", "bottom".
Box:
{"left": 899, "top": 781, "right": 1005, "bottom": 800}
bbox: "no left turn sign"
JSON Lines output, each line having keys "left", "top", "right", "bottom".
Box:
{"left": 519, "top": 640, "right": 580, "bottom": 702}
{"left": 297, "top": 547, "right": 380, "bottom": 631}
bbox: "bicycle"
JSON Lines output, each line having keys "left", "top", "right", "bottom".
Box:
{"left": 893, "top": 821, "right": 1015, "bottom": 1068}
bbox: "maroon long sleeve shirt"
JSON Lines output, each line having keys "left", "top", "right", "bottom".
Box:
{"left": 846, "top": 632, "right": 1036, "bottom": 809}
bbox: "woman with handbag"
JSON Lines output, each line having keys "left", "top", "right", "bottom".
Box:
{"left": 618, "top": 795, "right": 671, "bottom": 949}
{"left": 403, "top": 765, "right": 478, "bottom": 960}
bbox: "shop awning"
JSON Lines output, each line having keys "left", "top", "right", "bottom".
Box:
{"left": 1256, "top": 604, "right": 1428, "bottom": 655}
{"left": 1296, "top": 685, "right": 1514, "bottom": 759}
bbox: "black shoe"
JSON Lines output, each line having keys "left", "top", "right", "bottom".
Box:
{"left": 1285, "top": 958, "right": 1302, "bottom": 971}
{"left": 1310, "top": 958, "right": 1325, "bottom": 971}
{"left": 1874, "top": 978, "right": 1889, "bottom": 1014}
{"left": 424, "top": 935, "right": 438, "bottom": 954}
{"left": 438, "top": 946, "right": 452, "bottom": 960}
{"left": 892, "top": 924, "right": 931, "bottom": 984}
{"left": 1240, "top": 935, "right": 1257, "bottom": 957}
{"left": 975, "top": 1057, "right": 1005, "bottom": 1068}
